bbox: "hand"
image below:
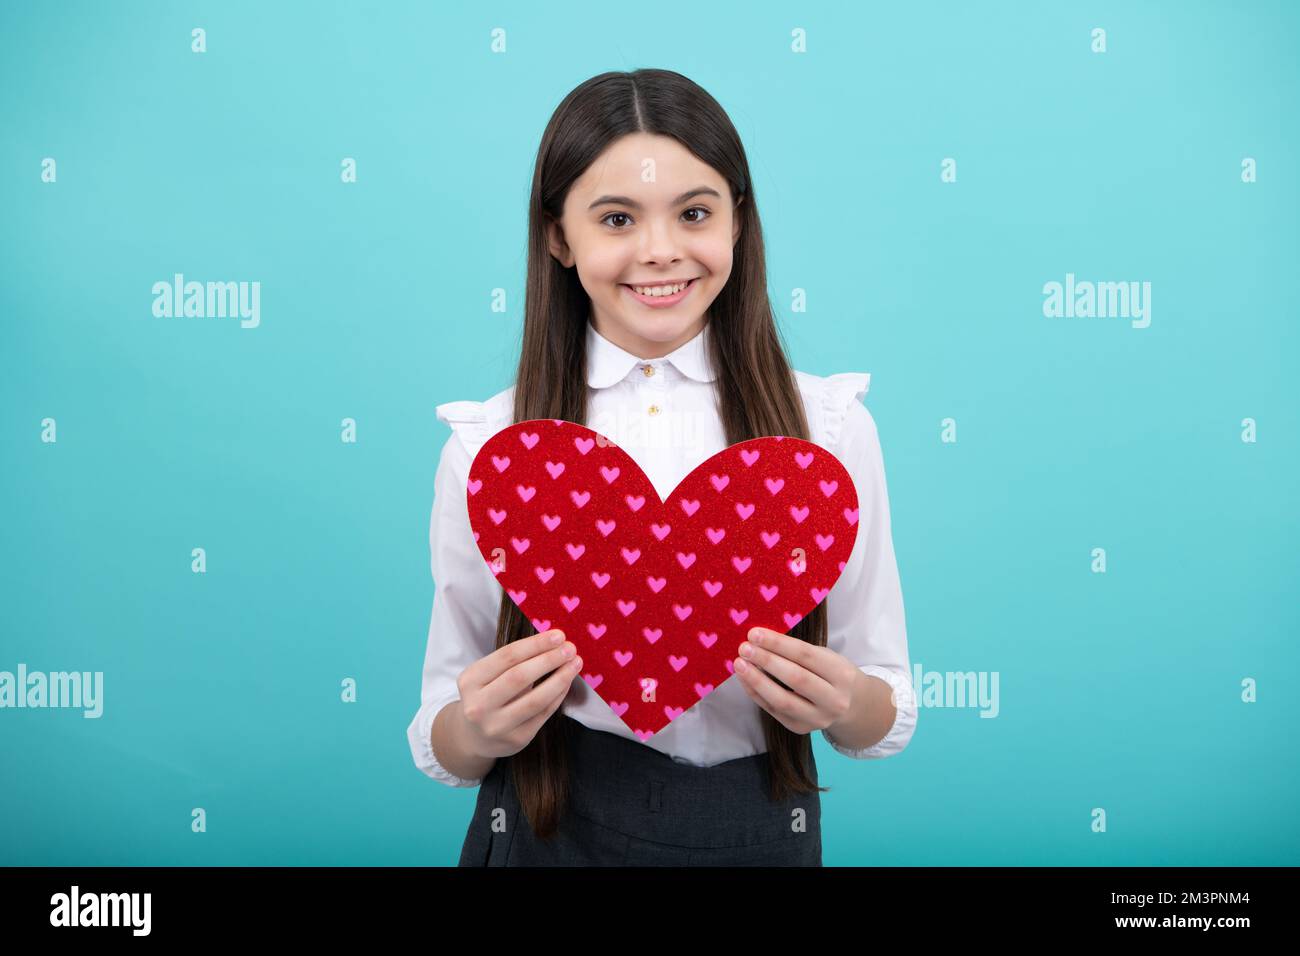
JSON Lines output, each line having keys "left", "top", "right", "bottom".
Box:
{"left": 455, "top": 629, "right": 582, "bottom": 760}
{"left": 732, "top": 626, "right": 857, "bottom": 735}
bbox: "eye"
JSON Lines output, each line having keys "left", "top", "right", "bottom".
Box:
{"left": 599, "top": 207, "right": 713, "bottom": 230}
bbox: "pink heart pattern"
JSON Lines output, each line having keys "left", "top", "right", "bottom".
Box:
{"left": 465, "top": 419, "right": 859, "bottom": 740}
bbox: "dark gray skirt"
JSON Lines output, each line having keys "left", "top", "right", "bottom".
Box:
{"left": 457, "top": 714, "right": 822, "bottom": 866}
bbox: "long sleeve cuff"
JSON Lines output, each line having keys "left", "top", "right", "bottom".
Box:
{"left": 821, "top": 665, "right": 918, "bottom": 760}
{"left": 407, "top": 697, "right": 485, "bottom": 788}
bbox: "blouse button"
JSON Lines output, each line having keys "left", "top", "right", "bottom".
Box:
{"left": 641, "top": 365, "right": 655, "bottom": 377}
{"left": 647, "top": 404, "right": 661, "bottom": 416}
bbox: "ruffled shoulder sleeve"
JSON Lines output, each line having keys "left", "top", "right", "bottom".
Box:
{"left": 818, "top": 371, "right": 871, "bottom": 448}
{"left": 435, "top": 387, "right": 516, "bottom": 459}
{"left": 435, "top": 400, "right": 493, "bottom": 460}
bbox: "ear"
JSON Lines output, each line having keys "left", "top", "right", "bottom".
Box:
{"left": 545, "top": 216, "right": 575, "bottom": 267}
{"left": 732, "top": 200, "right": 743, "bottom": 246}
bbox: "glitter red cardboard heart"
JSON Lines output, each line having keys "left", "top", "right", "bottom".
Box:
{"left": 465, "top": 419, "right": 860, "bottom": 741}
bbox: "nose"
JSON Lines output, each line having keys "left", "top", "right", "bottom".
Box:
{"left": 637, "top": 215, "right": 684, "bottom": 264}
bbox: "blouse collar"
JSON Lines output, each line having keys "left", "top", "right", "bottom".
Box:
{"left": 585, "top": 318, "right": 718, "bottom": 388}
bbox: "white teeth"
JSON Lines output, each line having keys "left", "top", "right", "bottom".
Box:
{"left": 630, "top": 280, "right": 690, "bottom": 297}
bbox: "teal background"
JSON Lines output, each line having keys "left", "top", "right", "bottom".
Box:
{"left": 1, "top": 0, "right": 1296, "bottom": 866}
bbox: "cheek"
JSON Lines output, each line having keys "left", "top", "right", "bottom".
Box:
{"left": 696, "top": 240, "right": 734, "bottom": 282}
{"left": 570, "top": 239, "right": 627, "bottom": 287}
{"left": 592, "top": 251, "right": 629, "bottom": 283}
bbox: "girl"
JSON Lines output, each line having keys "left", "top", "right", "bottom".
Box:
{"left": 406, "top": 69, "right": 916, "bottom": 866}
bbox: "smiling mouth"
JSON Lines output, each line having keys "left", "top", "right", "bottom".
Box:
{"left": 620, "top": 277, "right": 698, "bottom": 297}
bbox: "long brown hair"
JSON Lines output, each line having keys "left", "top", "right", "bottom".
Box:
{"left": 499, "top": 68, "right": 829, "bottom": 838}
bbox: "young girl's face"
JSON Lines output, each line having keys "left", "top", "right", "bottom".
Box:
{"left": 547, "top": 132, "right": 741, "bottom": 360}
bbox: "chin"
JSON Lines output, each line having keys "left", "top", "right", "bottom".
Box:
{"left": 627, "top": 320, "right": 694, "bottom": 341}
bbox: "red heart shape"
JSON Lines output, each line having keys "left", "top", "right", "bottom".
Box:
{"left": 465, "top": 419, "right": 859, "bottom": 741}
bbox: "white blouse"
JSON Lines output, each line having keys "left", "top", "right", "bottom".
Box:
{"left": 407, "top": 318, "right": 918, "bottom": 787}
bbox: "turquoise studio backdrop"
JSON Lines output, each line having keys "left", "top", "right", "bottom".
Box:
{"left": 2, "top": 0, "right": 1297, "bottom": 867}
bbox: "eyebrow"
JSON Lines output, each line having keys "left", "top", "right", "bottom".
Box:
{"left": 587, "top": 186, "right": 722, "bottom": 211}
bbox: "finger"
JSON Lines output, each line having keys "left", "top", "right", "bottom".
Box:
{"left": 499, "top": 649, "right": 584, "bottom": 731}
{"left": 466, "top": 630, "right": 567, "bottom": 690}
{"left": 486, "top": 639, "right": 580, "bottom": 710}
{"left": 734, "top": 655, "right": 820, "bottom": 726}
{"left": 747, "top": 628, "right": 841, "bottom": 683}
{"left": 512, "top": 665, "right": 578, "bottom": 740}
{"left": 737, "top": 638, "right": 835, "bottom": 706}
{"left": 499, "top": 649, "right": 571, "bottom": 708}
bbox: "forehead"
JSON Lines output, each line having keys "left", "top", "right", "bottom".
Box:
{"left": 570, "top": 133, "right": 723, "bottom": 198}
